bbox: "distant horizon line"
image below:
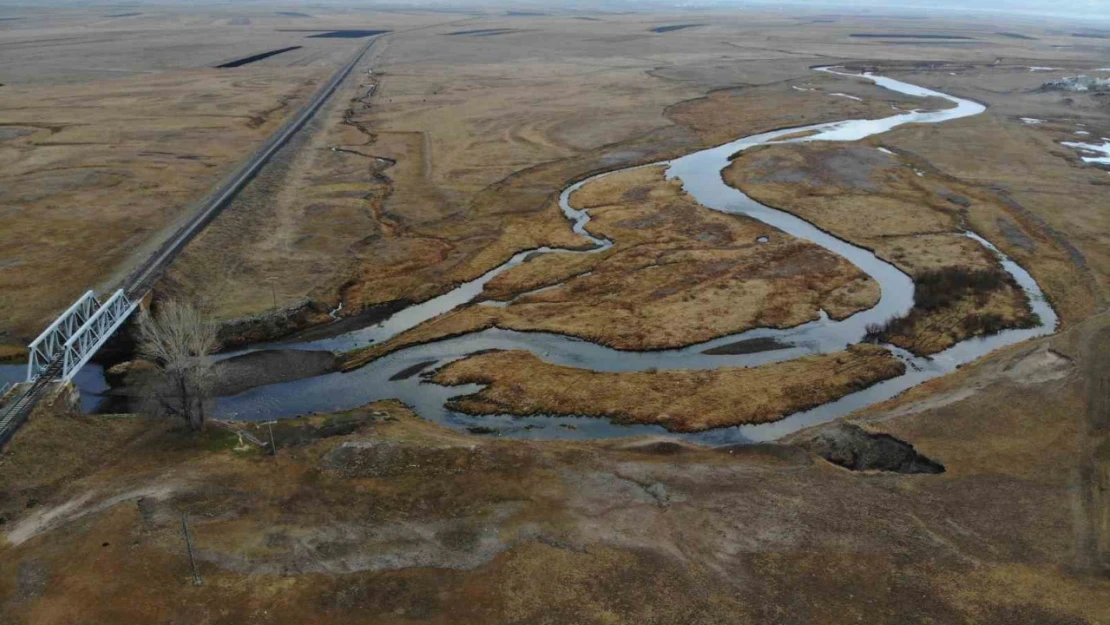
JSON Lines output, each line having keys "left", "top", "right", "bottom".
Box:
{"left": 0, "top": 0, "right": 1107, "bottom": 24}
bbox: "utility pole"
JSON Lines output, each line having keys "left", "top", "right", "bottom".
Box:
{"left": 181, "top": 513, "right": 202, "bottom": 586}
{"left": 266, "top": 277, "right": 277, "bottom": 311}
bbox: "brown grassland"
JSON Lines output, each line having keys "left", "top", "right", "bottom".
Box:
{"left": 724, "top": 141, "right": 1041, "bottom": 353}
{"left": 725, "top": 63, "right": 1110, "bottom": 353}
{"left": 0, "top": 69, "right": 325, "bottom": 348}
{"left": 0, "top": 310, "right": 1107, "bottom": 623}
{"left": 164, "top": 25, "right": 935, "bottom": 349}
{"left": 2, "top": 7, "right": 1110, "bottom": 622}
{"left": 431, "top": 344, "right": 904, "bottom": 431}
{"left": 342, "top": 165, "right": 878, "bottom": 366}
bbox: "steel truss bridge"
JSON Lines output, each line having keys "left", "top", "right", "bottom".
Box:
{"left": 27, "top": 290, "right": 139, "bottom": 383}
{"left": 0, "top": 290, "right": 139, "bottom": 446}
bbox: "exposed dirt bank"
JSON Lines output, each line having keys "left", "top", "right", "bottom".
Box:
{"left": 793, "top": 422, "right": 944, "bottom": 473}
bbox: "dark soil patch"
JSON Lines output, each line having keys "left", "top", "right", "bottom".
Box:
{"left": 997, "top": 32, "right": 1037, "bottom": 40}
{"left": 307, "top": 30, "right": 388, "bottom": 39}
{"left": 850, "top": 33, "right": 974, "bottom": 39}
{"left": 702, "top": 337, "right": 791, "bottom": 355}
{"left": 445, "top": 28, "right": 519, "bottom": 37}
{"left": 210, "top": 349, "right": 338, "bottom": 397}
{"left": 613, "top": 439, "right": 697, "bottom": 455}
{"left": 389, "top": 360, "right": 438, "bottom": 382}
{"left": 281, "top": 299, "right": 411, "bottom": 343}
{"left": 713, "top": 443, "right": 815, "bottom": 467}
{"left": 320, "top": 440, "right": 511, "bottom": 479}
{"left": 246, "top": 412, "right": 379, "bottom": 449}
{"left": 796, "top": 423, "right": 945, "bottom": 473}
{"left": 216, "top": 47, "right": 302, "bottom": 69}
{"left": 652, "top": 24, "right": 702, "bottom": 33}
{"left": 0, "top": 127, "right": 34, "bottom": 141}
{"left": 882, "top": 41, "right": 988, "bottom": 46}
{"left": 105, "top": 12, "right": 141, "bottom": 18}
{"left": 276, "top": 11, "right": 312, "bottom": 17}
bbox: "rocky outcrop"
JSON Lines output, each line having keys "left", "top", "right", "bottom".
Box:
{"left": 795, "top": 423, "right": 945, "bottom": 474}
{"left": 1041, "top": 75, "right": 1110, "bottom": 93}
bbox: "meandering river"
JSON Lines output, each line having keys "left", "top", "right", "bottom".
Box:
{"left": 15, "top": 67, "right": 1057, "bottom": 444}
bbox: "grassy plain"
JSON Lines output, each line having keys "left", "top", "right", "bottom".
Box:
{"left": 724, "top": 141, "right": 1040, "bottom": 353}
{"left": 0, "top": 6, "right": 415, "bottom": 351}
{"left": 723, "top": 56, "right": 1110, "bottom": 352}
{"left": 0, "top": 68, "right": 326, "bottom": 347}
{"left": 165, "top": 11, "right": 1014, "bottom": 347}
{"left": 3, "top": 9, "right": 1110, "bottom": 621}
{"left": 432, "top": 344, "right": 903, "bottom": 431}
{"left": 343, "top": 165, "right": 878, "bottom": 364}
{"left": 1, "top": 311, "right": 1107, "bottom": 623}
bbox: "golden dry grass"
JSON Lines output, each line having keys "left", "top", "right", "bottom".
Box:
{"left": 724, "top": 141, "right": 1042, "bottom": 353}
{"left": 345, "top": 166, "right": 877, "bottom": 365}
{"left": 431, "top": 344, "right": 904, "bottom": 432}
{"left": 162, "top": 18, "right": 977, "bottom": 347}
{"left": 876, "top": 115, "right": 1110, "bottom": 325}
{"left": 2, "top": 317, "right": 1109, "bottom": 625}
{"left": 0, "top": 67, "right": 326, "bottom": 345}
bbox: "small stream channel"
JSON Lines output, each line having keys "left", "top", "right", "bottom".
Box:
{"left": 5, "top": 67, "right": 1058, "bottom": 444}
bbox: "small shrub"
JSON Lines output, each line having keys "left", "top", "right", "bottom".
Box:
{"left": 912, "top": 266, "right": 1012, "bottom": 311}
{"left": 864, "top": 265, "right": 1029, "bottom": 353}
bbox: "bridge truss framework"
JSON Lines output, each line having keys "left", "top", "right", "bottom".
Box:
{"left": 26, "top": 289, "right": 139, "bottom": 383}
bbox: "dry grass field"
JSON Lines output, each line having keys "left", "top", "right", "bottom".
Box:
{"left": 0, "top": 311, "right": 1106, "bottom": 624}
{"left": 724, "top": 141, "right": 1041, "bottom": 353}
{"left": 724, "top": 60, "right": 1110, "bottom": 352}
{"left": 3, "top": 6, "right": 1110, "bottom": 622}
{"left": 165, "top": 10, "right": 1031, "bottom": 346}
{"left": 0, "top": 7, "right": 454, "bottom": 352}
{"left": 0, "top": 69, "right": 325, "bottom": 345}
{"left": 342, "top": 165, "right": 878, "bottom": 365}
{"left": 432, "top": 344, "right": 903, "bottom": 431}
{"left": 0, "top": 6, "right": 423, "bottom": 352}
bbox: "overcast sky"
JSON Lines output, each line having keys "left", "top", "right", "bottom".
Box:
{"left": 5, "top": 0, "right": 1109, "bottom": 21}
{"left": 771, "top": 0, "right": 1110, "bottom": 20}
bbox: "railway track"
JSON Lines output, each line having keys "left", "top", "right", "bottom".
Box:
{"left": 0, "top": 36, "right": 381, "bottom": 447}
{"left": 127, "top": 36, "right": 379, "bottom": 295}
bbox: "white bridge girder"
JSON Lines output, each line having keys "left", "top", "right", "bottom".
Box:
{"left": 27, "top": 290, "right": 99, "bottom": 381}
{"left": 27, "top": 290, "right": 139, "bottom": 382}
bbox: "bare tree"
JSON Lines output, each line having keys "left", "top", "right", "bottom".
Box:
{"left": 137, "top": 300, "right": 217, "bottom": 432}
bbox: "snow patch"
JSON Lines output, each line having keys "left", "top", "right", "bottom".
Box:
{"left": 1020, "top": 117, "right": 1045, "bottom": 125}
{"left": 1062, "top": 140, "right": 1110, "bottom": 165}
